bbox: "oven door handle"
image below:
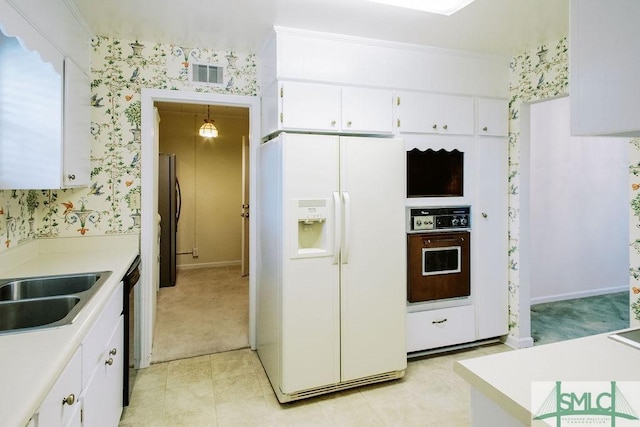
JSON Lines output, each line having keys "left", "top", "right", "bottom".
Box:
{"left": 422, "top": 236, "right": 466, "bottom": 245}
{"left": 333, "top": 192, "right": 341, "bottom": 265}
{"left": 342, "top": 191, "right": 351, "bottom": 264}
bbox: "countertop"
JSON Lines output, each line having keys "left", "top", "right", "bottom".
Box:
{"left": 454, "top": 331, "right": 640, "bottom": 425}
{"left": 0, "top": 235, "right": 138, "bottom": 427}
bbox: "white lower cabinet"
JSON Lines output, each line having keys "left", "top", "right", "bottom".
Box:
{"left": 34, "top": 347, "right": 82, "bottom": 427}
{"left": 407, "top": 305, "right": 476, "bottom": 352}
{"left": 31, "top": 283, "right": 124, "bottom": 427}
{"left": 81, "top": 283, "right": 124, "bottom": 427}
{"left": 81, "top": 317, "right": 124, "bottom": 427}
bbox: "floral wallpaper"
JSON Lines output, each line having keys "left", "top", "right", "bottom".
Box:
{"left": 506, "top": 37, "right": 570, "bottom": 341}
{"left": 629, "top": 139, "right": 640, "bottom": 327}
{"left": 0, "top": 36, "right": 258, "bottom": 254}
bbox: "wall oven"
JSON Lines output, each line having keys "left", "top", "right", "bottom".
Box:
{"left": 407, "top": 207, "right": 470, "bottom": 303}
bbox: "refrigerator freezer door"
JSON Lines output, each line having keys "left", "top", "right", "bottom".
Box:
{"left": 280, "top": 133, "right": 342, "bottom": 393}
{"left": 339, "top": 136, "right": 407, "bottom": 381}
{"left": 158, "top": 153, "right": 177, "bottom": 288}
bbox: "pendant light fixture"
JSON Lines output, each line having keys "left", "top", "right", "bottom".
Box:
{"left": 199, "top": 105, "right": 218, "bottom": 138}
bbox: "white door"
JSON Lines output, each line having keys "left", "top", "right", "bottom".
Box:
{"left": 474, "top": 137, "right": 509, "bottom": 339}
{"left": 241, "top": 136, "right": 250, "bottom": 277}
{"left": 280, "top": 133, "right": 341, "bottom": 393}
{"left": 339, "top": 136, "right": 407, "bottom": 381}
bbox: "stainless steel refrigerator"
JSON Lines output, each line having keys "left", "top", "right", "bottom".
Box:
{"left": 158, "top": 153, "right": 180, "bottom": 287}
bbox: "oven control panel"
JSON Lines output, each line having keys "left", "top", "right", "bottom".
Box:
{"left": 408, "top": 206, "right": 471, "bottom": 232}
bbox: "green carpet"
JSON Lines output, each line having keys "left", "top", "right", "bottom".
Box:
{"left": 531, "top": 291, "right": 629, "bottom": 346}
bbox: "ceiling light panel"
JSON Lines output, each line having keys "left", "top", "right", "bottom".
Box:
{"left": 364, "top": 0, "right": 475, "bottom": 15}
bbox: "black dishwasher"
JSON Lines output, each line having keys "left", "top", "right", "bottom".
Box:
{"left": 123, "top": 255, "right": 140, "bottom": 406}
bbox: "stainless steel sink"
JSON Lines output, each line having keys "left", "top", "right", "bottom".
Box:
{"left": 0, "top": 297, "right": 81, "bottom": 331}
{"left": 0, "top": 272, "right": 104, "bottom": 301}
{"left": 0, "top": 271, "right": 112, "bottom": 335}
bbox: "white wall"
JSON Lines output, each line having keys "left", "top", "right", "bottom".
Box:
{"left": 158, "top": 109, "right": 248, "bottom": 268}
{"left": 529, "top": 96, "right": 629, "bottom": 303}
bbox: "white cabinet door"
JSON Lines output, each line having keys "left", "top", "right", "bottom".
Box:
{"left": 439, "top": 94, "right": 475, "bottom": 135}
{"left": 397, "top": 91, "right": 440, "bottom": 133}
{"left": 477, "top": 98, "right": 508, "bottom": 137}
{"left": 0, "top": 31, "right": 63, "bottom": 190}
{"left": 36, "top": 347, "right": 82, "bottom": 427}
{"left": 280, "top": 81, "right": 341, "bottom": 132}
{"left": 474, "top": 137, "right": 509, "bottom": 339}
{"left": 82, "top": 316, "right": 124, "bottom": 427}
{"left": 63, "top": 58, "right": 91, "bottom": 187}
{"left": 398, "top": 91, "right": 474, "bottom": 135}
{"left": 341, "top": 87, "right": 394, "bottom": 134}
{"left": 570, "top": 0, "right": 640, "bottom": 136}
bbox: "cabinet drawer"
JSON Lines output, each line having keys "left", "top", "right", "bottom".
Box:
{"left": 82, "top": 282, "right": 123, "bottom": 388}
{"left": 407, "top": 305, "right": 475, "bottom": 352}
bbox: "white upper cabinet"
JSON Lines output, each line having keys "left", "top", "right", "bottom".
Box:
{"left": 341, "top": 87, "right": 394, "bottom": 134}
{"left": 280, "top": 82, "right": 341, "bottom": 132}
{"left": 278, "top": 81, "right": 394, "bottom": 135}
{"left": 397, "top": 91, "right": 474, "bottom": 135}
{"left": 477, "top": 98, "right": 509, "bottom": 137}
{"left": 0, "top": 31, "right": 90, "bottom": 189}
{"left": 570, "top": 0, "right": 640, "bottom": 136}
{"left": 63, "top": 58, "right": 91, "bottom": 187}
{"left": 0, "top": 2, "right": 91, "bottom": 189}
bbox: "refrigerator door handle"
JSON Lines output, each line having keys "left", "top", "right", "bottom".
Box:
{"left": 342, "top": 191, "right": 351, "bottom": 264}
{"left": 333, "top": 192, "right": 341, "bottom": 265}
{"left": 176, "top": 178, "right": 182, "bottom": 225}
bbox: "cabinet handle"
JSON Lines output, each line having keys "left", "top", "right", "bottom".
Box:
{"left": 105, "top": 358, "right": 114, "bottom": 366}
{"left": 482, "top": 212, "right": 488, "bottom": 218}
{"left": 432, "top": 318, "right": 448, "bottom": 324}
{"left": 482, "top": 126, "right": 488, "bottom": 132}
{"left": 331, "top": 120, "right": 336, "bottom": 127}
{"left": 442, "top": 124, "right": 448, "bottom": 130}
{"left": 346, "top": 121, "right": 352, "bottom": 127}
{"left": 109, "top": 348, "right": 117, "bottom": 356}
{"left": 62, "top": 394, "right": 75, "bottom": 406}
{"left": 67, "top": 174, "right": 76, "bottom": 181}
{"left": 432, "top": 124, "right": 438, "bottom": 129}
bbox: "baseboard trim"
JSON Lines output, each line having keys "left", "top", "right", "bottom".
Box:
{"left": 530, "top": 285, "right": 628, "bottom": 306}
{"left": 504, "top": 335, "right": 534, "bottom": 349}
{"left": 177, "top": 260, "right": 241, "bottom": 270}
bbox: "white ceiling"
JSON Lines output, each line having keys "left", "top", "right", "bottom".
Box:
{"left": 71, "top": 0, "right": 569, "bottom": 57}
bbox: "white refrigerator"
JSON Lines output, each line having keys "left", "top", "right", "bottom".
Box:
{"left": 257, "top": 133, "right": 407, "bottom": 402}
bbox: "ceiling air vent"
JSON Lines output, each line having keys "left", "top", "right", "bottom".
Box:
{"left": 192, "top": 64, "right": 224, "bottom": 85}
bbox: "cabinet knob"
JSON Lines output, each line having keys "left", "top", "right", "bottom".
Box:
{"left": 482, "top": 212, "right": 488, "bottom": 218}
{"left": 442, "top": 124, "right": 448, "bottom": 130}
{"left": 105, "top": 357, "right": 114, "bottom": 366}
{"left": 62, "top": 394, "right": 75, "bottom": 406}
{"left": 482, "top": 126, "right": 488, "bottom": 132}
{"left": 432, "top": 124, "right": 438, "bottom": 129}
{"left": 67, "top": 174, "right": 76, "bottom": 181}
{"left": 109, "top": 348, "right": 117, "bottom": 356}
{"left": 330, "top": 120, "right": 336, "bottom": 127}
{"left": 346, "top": 121, "right": 352, "bottom": 127}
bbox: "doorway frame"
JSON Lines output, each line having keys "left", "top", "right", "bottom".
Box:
{"left": 140, "top": 88, "right": 260, "bottom": 368}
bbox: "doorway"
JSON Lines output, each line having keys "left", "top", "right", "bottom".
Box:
{"left": 520, "top": 96, "right": 629, "bottom": 346}
{"left": 139, "top": 89, "right": 260, "bottom": 369}
{"left": 151, "top": 101, "right": 250, "bottom": 362}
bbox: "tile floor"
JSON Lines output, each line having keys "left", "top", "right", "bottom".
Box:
{"left": 119, "top": 342, "right": 511, "bottom": 426}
